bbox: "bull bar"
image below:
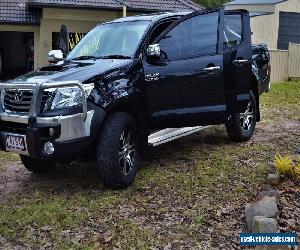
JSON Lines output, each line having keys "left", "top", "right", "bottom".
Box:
{"left": 0, "top": 81, "right": 88, "bottom": 122}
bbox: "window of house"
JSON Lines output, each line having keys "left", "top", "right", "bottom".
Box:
{"left": 224, "top": 14, "right": 242, "bottom": 47}
{"left": 158, "top": 12, "right": 219, "bottom": 61}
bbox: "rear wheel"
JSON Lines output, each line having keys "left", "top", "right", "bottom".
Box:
{"left": 97, "top": 112, "right": 140, "bottom": 189}
{"left": 20, "top": 155, "right": 57, "bottom": 174}
{"left": 226, "top": 91, "right": 257, "bottom": 142}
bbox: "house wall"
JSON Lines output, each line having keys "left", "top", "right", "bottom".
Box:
{"left": 250, "top": 14, "right": 277, "bottom": 49}
{"left": 37, "top": 8, "right": 124, "bottom": 67}
{"left": 225, "top": 4, "right": 275, "bottom": 12}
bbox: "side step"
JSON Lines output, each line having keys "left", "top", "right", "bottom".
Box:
{"left": 148, "top": 126, "right": 209, "bottom": 147}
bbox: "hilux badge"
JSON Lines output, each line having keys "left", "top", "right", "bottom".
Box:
{"left": 145, "top": 73, "right": 160, "bottom": 82}
{"left": 14, "top": 91, "right": 23, "bottom": 103}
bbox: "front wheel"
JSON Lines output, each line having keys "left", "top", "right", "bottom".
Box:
{"left": 225, "top": 91, "right": 257, "bottom": 142}
{"left": 96, "top": 112, "right": 140, "bottom": 189}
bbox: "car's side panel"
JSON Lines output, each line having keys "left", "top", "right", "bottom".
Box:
{"left": 144, "top": 54, "right": 225, "bottom": 128}
{"left": 89, "top": 59, "right": 146, "bottom": 114}
{"left": 143, "top": 9, "right": 227, "bottom": 129}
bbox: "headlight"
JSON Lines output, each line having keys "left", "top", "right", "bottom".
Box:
{"left": 50, "top": 83, "right": 94, "bottom": 110}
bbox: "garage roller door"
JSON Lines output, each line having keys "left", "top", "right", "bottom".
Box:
{"left": 277, "top": 12, "right": 300, "bottom": 50}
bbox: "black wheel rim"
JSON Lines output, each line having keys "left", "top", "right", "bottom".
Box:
{"left": 119, "top": 129, "right": 135, "bottom": 176}
{"left": 240, "top": 100, "right": 254, "bottom": 131}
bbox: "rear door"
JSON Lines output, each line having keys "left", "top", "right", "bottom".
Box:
{"left": 223, "top": 10, "right": 252, "bottom": 114}
{"left": 144, "top": 9, "right": 226, "bottom": 128}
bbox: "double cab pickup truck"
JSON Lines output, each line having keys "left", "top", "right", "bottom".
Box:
{"left": 0, "top": 9, "right": 270, "bottom": 188}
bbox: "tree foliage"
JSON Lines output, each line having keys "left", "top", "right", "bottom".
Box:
{"left": 192, "top": 0, "right": 229, "bottom": 8}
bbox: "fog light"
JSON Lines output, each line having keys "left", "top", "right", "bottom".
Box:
{"left": 49, "top": 128, "right": 55, "bottom": 137}
{"left": 43, "top": 141, "right": 54, "bottom": 155}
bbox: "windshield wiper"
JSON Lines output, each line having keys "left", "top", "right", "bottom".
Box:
{"left": 101, "top": 55, "right": 131, "bottom": 59}
{"left": 70, "top": 55, "right": 99, "bottom": 61}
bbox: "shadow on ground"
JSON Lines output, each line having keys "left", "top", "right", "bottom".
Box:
{"left": 0, "top": 126, "right": 232, "bottom": 200}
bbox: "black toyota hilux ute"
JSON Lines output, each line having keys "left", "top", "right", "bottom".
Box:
{"left": 0, "top": 9, "right": 270, "bottom": 188}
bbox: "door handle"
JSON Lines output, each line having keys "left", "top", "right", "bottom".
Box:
{"left": 203, "top": 66, "right": 221, "bottom": 72}
{"left": 233, "top": 59, "right": 249, "bottom": 64}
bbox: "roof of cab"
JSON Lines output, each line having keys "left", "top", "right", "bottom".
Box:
{"left": 107, "top": 12, "right": 191, "bottom": 23}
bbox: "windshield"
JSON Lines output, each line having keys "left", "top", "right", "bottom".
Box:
{"left": 66, "top": 21, "right": 150, "bottom": 60}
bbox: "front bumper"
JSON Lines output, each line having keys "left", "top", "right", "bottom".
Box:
{"left": 0, "top": 81, "right": 105, "bottom": 159}
{"left": 0, "top": 111, "right": 97, "bottom": 159}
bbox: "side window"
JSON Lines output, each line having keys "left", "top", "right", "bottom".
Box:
{"left": 224, "top": 14, "right": 242, "bottom": 47}
{"left": 149, "top": 20, "right": 176, "bottom": 45}
{"left": 159, "top": 12, "right": 219, "bottom": 61}
{"left": 158, "top": 22, "right": 186, "bottom": 61}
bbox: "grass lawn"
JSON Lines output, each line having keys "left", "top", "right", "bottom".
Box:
{"left": 0, "top": 81, "right": 299, "bottom": 249}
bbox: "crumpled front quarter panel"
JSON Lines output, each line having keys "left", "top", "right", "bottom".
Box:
{"left": 89, "top": 60, "right": 145, "bottom": 111}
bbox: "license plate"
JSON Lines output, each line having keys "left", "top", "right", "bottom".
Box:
{"left": 5, "top": 134, "right": 27, "bottom": 153}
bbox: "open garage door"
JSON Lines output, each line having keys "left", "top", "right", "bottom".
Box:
{"left": 278, "top": 12, "right": 300, "bottom": 50}
{"left": 0, "top": 32, "right": 34, "bottom": 81}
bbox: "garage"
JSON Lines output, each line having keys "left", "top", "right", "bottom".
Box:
{"left": 277, "top": 12, "right": 300, "bottom": 50}
{"left": 0, "top": 32, "right": 34, "bottom": 81}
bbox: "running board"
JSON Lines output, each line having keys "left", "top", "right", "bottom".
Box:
{"left": 148, "top": 126, "right": 209, "bottom": 147}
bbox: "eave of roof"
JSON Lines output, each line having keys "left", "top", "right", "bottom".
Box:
{"left": 0, "top": 0, "right": 203, "bottom": 25}
{"left": 249, "top": 11, "right": 273, "bottom": 17}
{"left": 27, "top": 0, "right": 203, "bottom": 12}
{"left": 225, "top": 0, "right": 286, "bottom": 5}
{"left": 0, "top": 1, "right": 41, "bottom": 25}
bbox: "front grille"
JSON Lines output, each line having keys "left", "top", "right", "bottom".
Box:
{"left": 3, "top": 90, "right": 51, "bottom": 114}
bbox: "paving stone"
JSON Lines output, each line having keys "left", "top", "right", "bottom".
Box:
{"left": 258, "top": 190, "right": 280, "bottom": 202}
{"left": 267, "top": 173, "right": 280, "bottom": 185}
{"left": 245, "top": 196, "right": 278, "bottom": 231}
{"left": 267, "top": 162, "right": 277, "bottom": 174}
{"left": 252, "top": 216, "right": 277, "bottom": 233}
{"left": 262, "top": 184, "right": 274, "bottom": 191}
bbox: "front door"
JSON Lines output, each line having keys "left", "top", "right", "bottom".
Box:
{"left": 144, "top": 10, "right": 226, "bottom": 128}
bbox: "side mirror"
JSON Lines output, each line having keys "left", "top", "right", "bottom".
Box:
{"left": 147, "top": 44, "right": 161, "bottom": 59}
{"left": 48, "top": 50, "right": 64, "bottom": 64}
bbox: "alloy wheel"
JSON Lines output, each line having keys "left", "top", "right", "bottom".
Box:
{"left": 119, "top": 130, "right": 135, "bottom": 176}
{"left": 240, "top": 100, "right": 254, "bottom": 131}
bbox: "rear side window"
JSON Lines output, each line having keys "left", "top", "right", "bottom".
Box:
{"left": 224, "top": 14, "right": 242, "bottom": 47}
{"left": 158, "top": 12, "right": 219, "bottom": 61}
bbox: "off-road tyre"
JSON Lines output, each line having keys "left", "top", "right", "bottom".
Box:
{"left": 225, "top": 91, "right": 257, "bottom": 142}
{"left": 97, "top": 112, "right": 140, "bottom": 189}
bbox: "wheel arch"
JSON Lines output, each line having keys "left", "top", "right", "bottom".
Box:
{"left": 104, "top": 99, "right": 149, "bottom": 152}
